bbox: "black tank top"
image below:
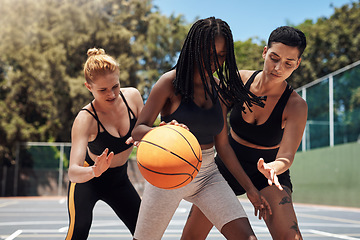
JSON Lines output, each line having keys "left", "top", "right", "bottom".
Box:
{"left": 230, "top": 71, "right": 293, "bottom": 147}
{"left": 81, "top": 91, "right": 136, "bottom": 159}
{"left": 161, "top": 97, "right": 224, "bottom": 145}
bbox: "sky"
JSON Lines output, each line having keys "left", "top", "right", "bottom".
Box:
{"left": 152, "top": 0, "right": 353, "bottom": 42}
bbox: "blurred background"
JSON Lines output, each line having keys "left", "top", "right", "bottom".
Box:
{"left": 0, "top": 0, "right": 359, "bottom": 208}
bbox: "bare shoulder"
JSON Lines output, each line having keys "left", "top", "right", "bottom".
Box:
{"left": 158, "top": 70, "right": 176, "bottom": 85}
{"left": 238, "top": 70, "right": 257, "bottom": 84}
{"left": 286, "top": 91, "right": 308, "bottom": 118}
{"left": 121, "top": 87, "right": 142, "bottom": 101}
{"left": 72, "top": 108, "right": 96, "bottom": 135}
{"left": 120, "top": 87, "right": 144, "bottom": 116}
{"left": 151, "top": 69, "right": 176, "bottom": 94}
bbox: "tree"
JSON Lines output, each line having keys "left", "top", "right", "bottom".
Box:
{"left": 294, "top": 1, "right": 360, "bottom": 88}
{"left": 234, "top": 39, "right": 265, "bottom": 72}
{"left": 0, "top": 0, "right": 187, "bottom": 167}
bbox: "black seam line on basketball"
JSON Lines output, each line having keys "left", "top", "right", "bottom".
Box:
{"left": 138, "top": 161, "right": 194, "bottom": 180}
{"left": 140, "top": 140, "right": 200, "bottom": 172}
{"left": 162, "top": 126, "right": 202, "bottom": 163}
{"left": 164, "top": 177, "right": 192, "bottom": 189}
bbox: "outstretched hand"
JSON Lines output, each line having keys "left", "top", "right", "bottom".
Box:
{"left": 257, "top": 158, "right": 283, "bottom": 191}
{"left": 246, "top": 188, "right": 272, "bottom": 220}
{"left": 92, "top": 148, "right": 113, "bottom": 177}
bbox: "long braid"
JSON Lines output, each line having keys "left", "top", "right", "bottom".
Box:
{"left": 173, "top": 17, "right": 265, "bottom": 109}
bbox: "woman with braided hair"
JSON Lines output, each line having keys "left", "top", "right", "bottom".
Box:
{"left": 181, "top": 26, "right": 307, "bottom": 240}
{"left": 65, "top": 48, "right": 143, "bottom": 239}
{"left": 129, "top": 17, "right": 271, "bottom": 240}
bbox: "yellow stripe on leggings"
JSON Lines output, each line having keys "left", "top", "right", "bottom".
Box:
{"left": 65, "top": 182, "right": 76, "bottom": 240}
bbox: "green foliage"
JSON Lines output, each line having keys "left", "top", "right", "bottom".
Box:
{"left": 234, "top": 39, "right": 265, "bottom": 72}
{"left": 0, "top": 0, "right": 187, "bottom": 163}
{"left": 293, "top": 1, "right": 360, "bottom": 88}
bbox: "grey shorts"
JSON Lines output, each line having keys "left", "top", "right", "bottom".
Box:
{"left": 134, "top": 148, "right": 247, "bottom": 240}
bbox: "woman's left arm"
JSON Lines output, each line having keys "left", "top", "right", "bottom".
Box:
{"left": 215, "top": 102, "right": 272, "bottom": 219}
{"left": 258, "top": 93, "right": 308, "bottom": 177}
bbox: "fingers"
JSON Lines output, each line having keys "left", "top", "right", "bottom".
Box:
{"left": 257, "top": 158, "right": 264, "bottom": 170}
{"left": 126, "top": 137, "right": 140, "bottom": 147}
{"left": 273, "top": 174, "right": 283, "bottom": 191}
{"left": 107, "top": 151, "right": 114, "bottom": 162}
{"left": 178, "top": 123, "right": 189, "bottom": 130}
{"left": 170, "top": 120, "right": 179, "bottom": 125}
{"left": 101, "top": 148, "right": 109, "bottom": 157}
{"left": 257, "top": 158, "right": 283, "bottom": 191}
{"left": 267, "top": 167, "right": 283, "bottom": 191}
{"left": 125, "top": 137, "right": 134, "bottom": 145}
{"left": 255, "top": 199, "right": 273, "bottom": 221}
{"left": 93, "top": 148, "right": 113, "bottom": 177}
{"left": 262, "top": 196, "right": 272, "bottom": 217}
{"left": 162, "top": 120, "right": 189, "bottom": 131}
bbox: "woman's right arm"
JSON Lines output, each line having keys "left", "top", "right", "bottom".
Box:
{"left": 131, "top": 71, "right": 175, "bottom": 141}
{"left": 68, "top": 112, "right": 112, "bottom": 183}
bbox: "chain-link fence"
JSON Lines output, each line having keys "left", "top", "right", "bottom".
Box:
{"left": 297, "top": 60, "right": 360, "bottom": 151}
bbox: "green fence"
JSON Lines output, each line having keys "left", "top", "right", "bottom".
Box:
{"left": 297, "top": 60, "right": 360, "bottom": 151}
{"left": 291, "top": 142, "right": 360, "bottom": 208}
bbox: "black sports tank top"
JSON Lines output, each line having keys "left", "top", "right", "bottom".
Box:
{"left": 230, "top": 71, "right": 293, "bottom": 147}
{"left": 161, "top": 97, "right": 224, "bottom": 145}
{"left": 81, "top": 91, "right": 136, "bottom": 159}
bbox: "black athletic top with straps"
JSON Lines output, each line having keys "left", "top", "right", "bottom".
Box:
{"left": 229, "top": 70, "right": 293, "bottom": 147}
{"left": 81, "top": 91, "right": 136, "bottom": 162}
{"left": 161, "top": 96, "right": 224, "bottom": 145}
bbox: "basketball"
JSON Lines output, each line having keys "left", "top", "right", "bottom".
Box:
{"left": 136, "top": 125, "right": 202, "bottom": 189}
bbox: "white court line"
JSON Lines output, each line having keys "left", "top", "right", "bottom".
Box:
{"left": 5, "top": 230, "right": 22, "bottom": 240}
{"left": 0, "top": 221, "right": 67, "bottom": 226}
{"left": 0, "top": 201, "right": 18, "bottom": 208}
{"left": 58, "top": 227, "right": 68, "bottom": 232}
{"left": 309, "top": 230, "right": 360, "bottom": 240}
{"left": 299, "top": 213, "right": 360, "bottom": 224}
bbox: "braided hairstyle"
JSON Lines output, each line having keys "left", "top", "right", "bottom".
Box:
{"left": 173, "top": 17, "right": 264, "bottom": 110}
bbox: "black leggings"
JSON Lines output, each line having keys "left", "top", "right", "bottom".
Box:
{"left": 65, "top": 162, "right": 141, "bottom": 240}
{"left": 215, "top": 134, "right": 292, "bottom": 196}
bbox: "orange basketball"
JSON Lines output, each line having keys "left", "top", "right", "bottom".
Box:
{"left": 136, "top": 125, "right": 202, "bottom": 189}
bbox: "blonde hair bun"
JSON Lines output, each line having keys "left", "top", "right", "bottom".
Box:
{"left": 87, "top": 48, "right": 106, "bottom": 57}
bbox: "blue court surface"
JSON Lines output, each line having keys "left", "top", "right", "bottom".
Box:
{"left": 1, "top": 196, "right": 360, "bottom": 239}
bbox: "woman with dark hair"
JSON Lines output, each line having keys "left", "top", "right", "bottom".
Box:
{"left": 181, "top": 26, "right": 307, "bottom": 240}
{"left": 129, "top": 17, "right": 270, "bottom": 240}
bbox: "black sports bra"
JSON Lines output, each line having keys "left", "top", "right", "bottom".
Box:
{"left": 161, "top": 97, "right": 224, "bottom": 145}
{"left": 230, "top": 71, "right": 293, "bottom": 147}
{"left": 81, "top": 91, "right": 136, "bottom": 161}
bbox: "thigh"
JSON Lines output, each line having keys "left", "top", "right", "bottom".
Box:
{"left": 221, "top": 218, "right": 256, "bottom": 240}
{"left": 104, "top": 178, "right": 141, "bottom": 235}
{"left": 134, "top": 182, "right": 184, "bottom": 240}
{"left": 260, "top": 185, "right": 302, "bottom": 239}
{"left": 188, "top": 174, "right": 248, "bottom": 232}
{"left": 181, "top": 204, "right": 214, "bottom": 240}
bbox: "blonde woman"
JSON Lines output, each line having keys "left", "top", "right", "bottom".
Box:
{"left": 66, "top": 48, "right": 143, "bottom": 239}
